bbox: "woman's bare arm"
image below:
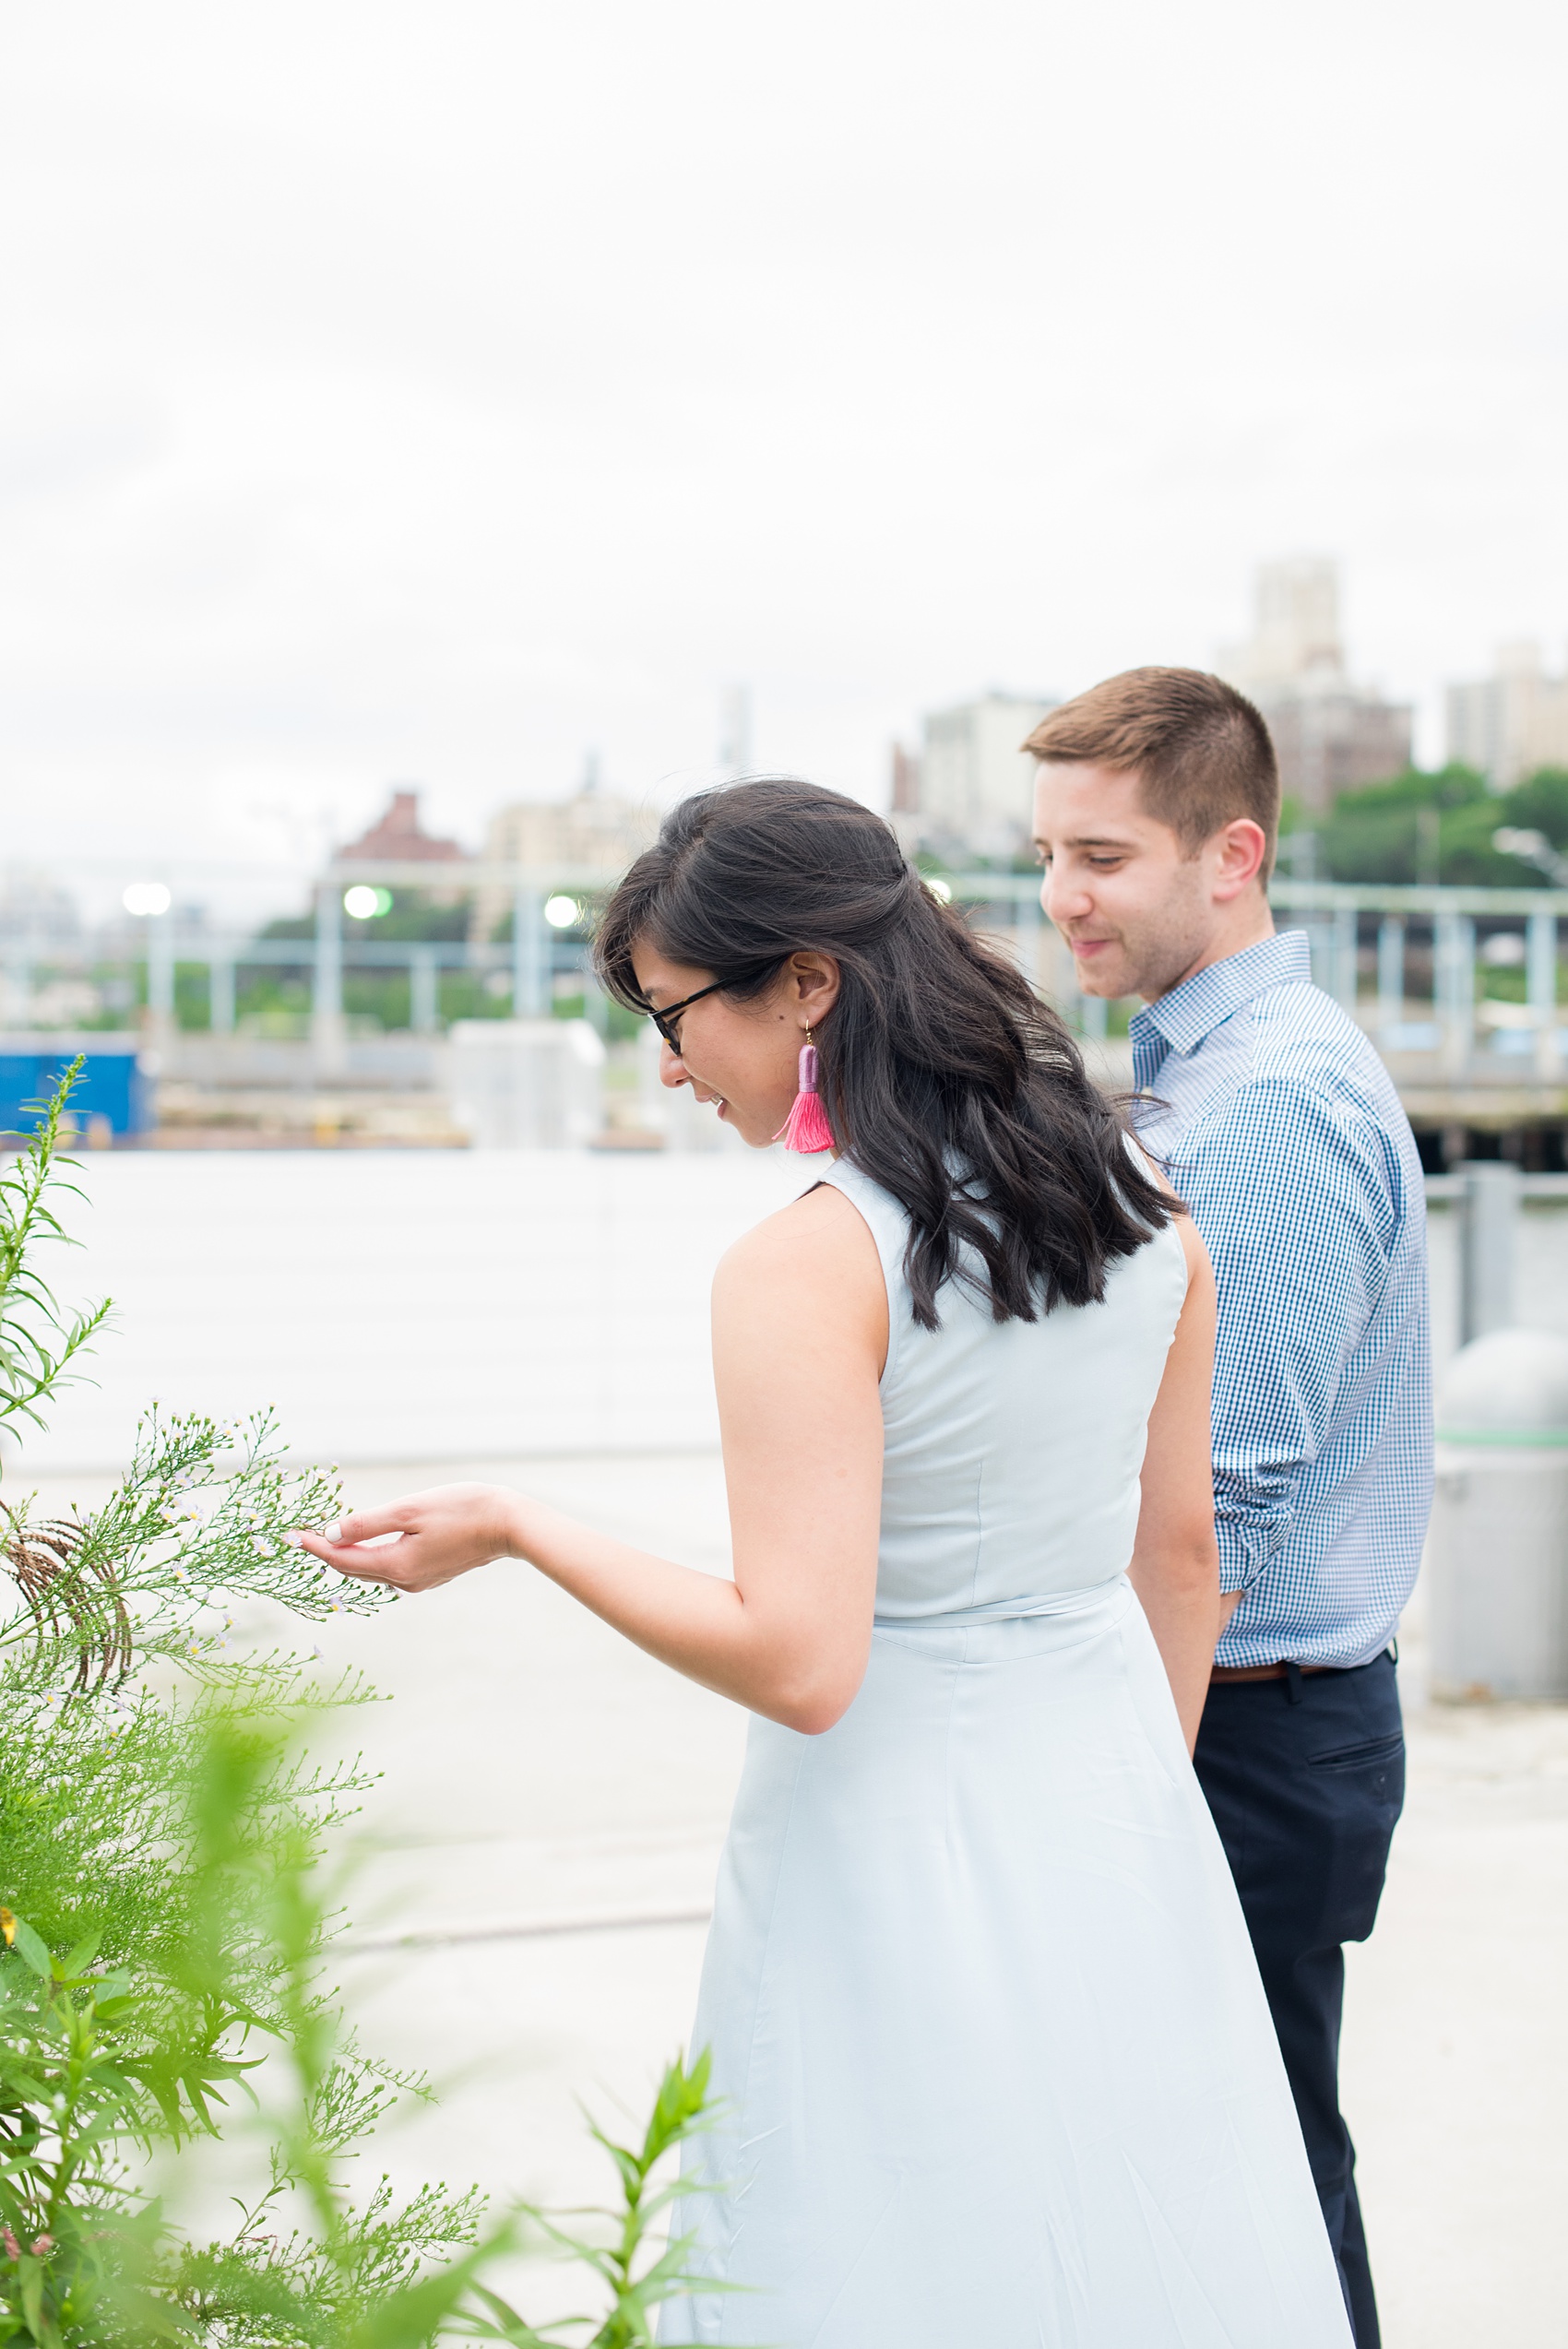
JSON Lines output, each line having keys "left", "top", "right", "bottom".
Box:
{"left": 1127, "top": 1216, "right": 1222, "bottom": 1753}
{"left": 294, "top": 1186, "right": 887, "bottom": 1736}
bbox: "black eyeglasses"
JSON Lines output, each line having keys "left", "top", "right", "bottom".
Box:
{"left": 644, "top": 979, "right": 728, "bottom": 1052}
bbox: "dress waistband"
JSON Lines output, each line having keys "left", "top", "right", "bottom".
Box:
{"left": 873, "top": 1577, "right": 1128, "bottom": 1632}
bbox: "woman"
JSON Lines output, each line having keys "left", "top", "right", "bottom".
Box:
{"left": 297, "top": 780, "right": 1351, "bottom": 2346}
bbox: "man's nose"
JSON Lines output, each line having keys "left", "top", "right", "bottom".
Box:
{"left": 659, "top": 1038, "right": 689, "bottom": 1089}
{"left": 1042, "top": 867, "right": 1093, "bottom": 926}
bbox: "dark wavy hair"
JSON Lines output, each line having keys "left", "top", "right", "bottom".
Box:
{"left": 595, "top": 778, "right": 1175, "bottom": 1330}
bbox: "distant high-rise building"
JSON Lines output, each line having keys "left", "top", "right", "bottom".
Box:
{"left": 889, "top": 741, "right": 921, "bottom": 814}
{"left": 339, "top": 788, "right": 463, "bottom": 863}
{"left": 908, "top": 691, "right": 1060, "bottom": 857}
{"left": 719, "top": 685, "right": 753, "bottom": 777}
{"left": 1218, "top": 560, "right": 1412, "bottom": 812}
{"left": 1446, "top": 641, "right": 1568, "bottom": 787}
{"left": 1233, "top": 558, "right": 1344, "bottom": 685}
{"left": 472, "top": 776, "right": 660, "bottom": 940}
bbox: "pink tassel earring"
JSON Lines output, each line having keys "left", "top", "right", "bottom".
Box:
{"left": 774, "top": 1029, "right": 835, "bottom": 1153}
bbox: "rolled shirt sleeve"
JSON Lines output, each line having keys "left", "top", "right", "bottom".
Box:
{"left": 1169, "top": 1080, "right": 1402, "bottom": 1595}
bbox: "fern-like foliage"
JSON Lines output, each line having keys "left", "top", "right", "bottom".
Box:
{"left": 0, "top": 1068, "right": 724, "bottom": 2347}
{"left": 0, "top": 1061, "right": 112, "bottom": 1448}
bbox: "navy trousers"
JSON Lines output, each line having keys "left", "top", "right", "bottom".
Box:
{"left": 1193, "top": 1652, "right": 1405, "bottom": 2349}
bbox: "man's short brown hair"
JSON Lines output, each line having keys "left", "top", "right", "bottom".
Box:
{"left": 1023, "top": 666, "right": 1279, "bottom": 879}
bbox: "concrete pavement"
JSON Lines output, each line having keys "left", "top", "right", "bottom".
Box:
{"left": 10, "top": 1148, "right": 1566, "bottom": 2340}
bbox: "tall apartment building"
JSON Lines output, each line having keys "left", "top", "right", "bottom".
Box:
{"left": 1218, "top": 560, "right": 1412, "bottom": 811}
{"left": 903, "top": 691, "right": 1060, "bottom": 857}
{"left": 471, "top": 780, "right": 660, "bottom": 940}
{"left": 1446, "top": 641, "right": 1568, "bottom": 786}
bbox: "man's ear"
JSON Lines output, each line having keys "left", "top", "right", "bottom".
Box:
{"left": 1210, "top": 819, "right": 1268, "bottom": 902}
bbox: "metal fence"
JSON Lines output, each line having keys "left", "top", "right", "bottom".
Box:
{"left": 9, "top": 864, "right": 1568, "bottom": 1087}
{"left": 942, "top": 873, "right": 1568, "bottom": 1085}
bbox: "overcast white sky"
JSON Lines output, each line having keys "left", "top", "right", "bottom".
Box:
{"left": 4, "top": 0, "right": 1566, "bottom": 906}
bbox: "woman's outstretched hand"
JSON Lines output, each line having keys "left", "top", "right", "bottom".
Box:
{"left": 291, "top": 1483, "right": 519, "bottom": 1594}
{"left": 282, "top": 1187, "right": 886, "bottom": 1732}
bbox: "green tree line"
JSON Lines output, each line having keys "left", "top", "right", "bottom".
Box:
{"left": 1295, "top": 765, "right": 1568, "bottom": 887}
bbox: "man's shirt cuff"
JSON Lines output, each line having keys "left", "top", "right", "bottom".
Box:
{"left": 1215, "top": 1521, "right": 1270, "bottom": 1596}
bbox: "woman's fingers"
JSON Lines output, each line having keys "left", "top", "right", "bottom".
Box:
{"left": 310, "top": 1532, "right": 396, "bottom": 1564}
{"left": 293, "top": 1530, "right": 386, "bottom": 1572}
{"left": 288, "top": 1484, "right": 511, "bottom": 1594}
{"left": 296, "top": 1529, "right": 422, "bottom": 1587}
{"left": 291, "top": 1527, "right": 399, "bottom": 1560}
{"left": 332, "top": 1502, "right": 422, "bottom": 1544}
{"left": 333, "top": 1547, "right": 409, "bottom": 1584}
{"left": 288, "top": 1498, "right": 426, "bottom": 1564}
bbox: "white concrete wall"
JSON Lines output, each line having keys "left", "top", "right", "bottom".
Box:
{"left": 16, "top": 1152, "right": 1568, "bottom": 1477}
{"left": 4, "top": 1149, "right": 812, "bottom": 1475}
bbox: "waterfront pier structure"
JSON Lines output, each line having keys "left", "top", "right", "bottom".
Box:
{"left": 11, "top": 862, "right": 1568, "bottom": 1161}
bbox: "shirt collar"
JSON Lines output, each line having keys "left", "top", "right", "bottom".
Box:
{"left": 1131, "top": 929, "right": 1312, "bottom": 1059}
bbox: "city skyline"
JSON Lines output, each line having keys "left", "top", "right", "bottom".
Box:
{"left": 4, "top": 1, "right": 1566, "bottom": 883}
{"left": 11, "top": 590, "right": 1568, "bottom": 931}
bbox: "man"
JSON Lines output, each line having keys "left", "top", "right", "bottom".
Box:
{"left": 1026, "top": 668, "right": 1431, "bottom": 2348}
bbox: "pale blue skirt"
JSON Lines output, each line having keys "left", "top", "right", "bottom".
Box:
{"left": 659, "top": 1578, "right": 1351, "bottom": 2347}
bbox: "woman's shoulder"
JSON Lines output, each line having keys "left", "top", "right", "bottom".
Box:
{"left": 713, "top": 1179, "right": 890, "bottom": 1371}
{"left": 716, "top": 1177, "right": 886, "bottom": 1298}
{"left": 1101, "top": 1203, "right": 1199, "bottom": 1333}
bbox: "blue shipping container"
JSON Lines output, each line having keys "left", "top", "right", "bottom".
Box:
{"left": 0, "top": 1037, "right": 153, "bottom": 1141}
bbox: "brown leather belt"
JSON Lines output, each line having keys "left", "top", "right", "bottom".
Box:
{"left": 1209, "top": 1662, "right": 1333, "bottom": 1684}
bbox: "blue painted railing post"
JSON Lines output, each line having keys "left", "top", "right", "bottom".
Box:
{"left": 513, "top": 884, "right": 545, "bottom": 1017}
{"left": 1333, "top": 903, "right": 1358, "bottom": 1011}
{"left": 147, "top": 907, "right": 175, "bottom": 1042}
{"left": 313, "top": 881, "right": 346, "bottom": 1074}
{"left": 1377, "top": 917, "right": 1405, "bottom": 1038}
{"left": 410, "top": 947, "right": 439, "bottom": 1033}
{"left": 1528, "top": 910, "right": 1560, "bottom": 1078}
{"left": 209, "top": 958, "right": 236, "bottom": 1034}
{"left": 1436, "top": 910, "right": 1476, "bottom": 1076}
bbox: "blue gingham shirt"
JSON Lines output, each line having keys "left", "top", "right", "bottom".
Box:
{"left": 1130, "top": 931, "right": 1431, "bottom": 1668}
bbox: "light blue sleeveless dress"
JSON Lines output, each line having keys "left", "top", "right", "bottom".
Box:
{"left": 661, "top": 1161, "right": 1352, "bottom": 2347}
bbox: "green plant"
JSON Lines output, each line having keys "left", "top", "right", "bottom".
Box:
{"left": 4, "top": 1705, "right": 719, "bottom": 2348}
{"left": 0, "top": 1064, "right": 112, "bottom": 1448}
{"left": 0, "top": 1915, "right": 172, "bottom": 2346}
{"left": 454, "top": 2053, "right": 722, "bottom": 2348}
{"left": 0, "top": 1072, "right": 722, "bottom": 2345}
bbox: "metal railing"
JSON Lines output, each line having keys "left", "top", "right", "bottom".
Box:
{"left": 6, "top": 867, "right": 1568, "bottom": 1093}
{"left": 0, "top": 861, "right": 609, "bottom": 1058}
{"left": 935, "top": 873, "right": 1568, "bottom": 1083}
